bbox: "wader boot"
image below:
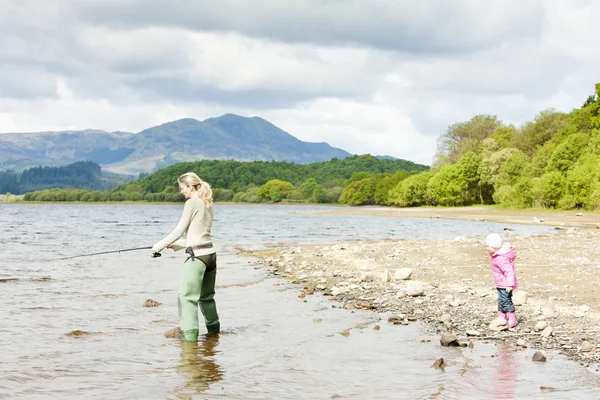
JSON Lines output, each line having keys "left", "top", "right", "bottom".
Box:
{"left": 179, "top": 252, "right": 220, "bottom": 341}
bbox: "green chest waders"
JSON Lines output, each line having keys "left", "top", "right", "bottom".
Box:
{"left": 179, "top": 247, "right": 220, "bottom": 341}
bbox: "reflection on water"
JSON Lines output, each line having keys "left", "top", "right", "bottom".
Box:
{"left": 492, "top": 346, "right": 518, "bottom": 399}
{"left": 452, "top": 345, "right": 518, "bottom": 399}
{"left": 173, "top": 334, "right": 222, "bottom": 399}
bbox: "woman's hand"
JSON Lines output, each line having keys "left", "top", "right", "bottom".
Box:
{"left": 166, "top": 244, "right": 173, "bottom": 249}
{"left": 506, "top": 286, "right": 513, "bottom": 293}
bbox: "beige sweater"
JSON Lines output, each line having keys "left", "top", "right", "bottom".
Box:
{"left": 152, "top": 196, "right": 215, "bottom": 256}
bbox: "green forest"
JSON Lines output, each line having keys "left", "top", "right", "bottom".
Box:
{"left": 18, "top": 82, "right": 600, "bottom": 209}
{"left": 401, "top": 83, "right": 599, "bottom": 209}
{"left": 0, "top": 161, "right": 127, "bottom": 195}
{"left": 21, "top": 155, "right": 428, "bottom": 204}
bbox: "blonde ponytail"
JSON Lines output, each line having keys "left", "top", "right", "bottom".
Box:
{"left": 178, "top": 172, "right": 213, "bottom": 207}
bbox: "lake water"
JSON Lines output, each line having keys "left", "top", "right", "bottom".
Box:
{"left": 1, "top": 203, "right": 599, "bottom": 399}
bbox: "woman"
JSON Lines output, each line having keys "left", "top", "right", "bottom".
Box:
{"left": 152, "top": 172, "right": 220, "bottom": 341}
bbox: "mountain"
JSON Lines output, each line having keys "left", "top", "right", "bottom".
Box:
{"left": 0, "top": 114, "right": 353, "bottom": 174}
{"left": 0, "top": 129, "right": 134, "bottom": 171}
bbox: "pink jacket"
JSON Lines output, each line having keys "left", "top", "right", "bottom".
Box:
{"left": 490, "top": 243, "right": 518, "bottom": 289}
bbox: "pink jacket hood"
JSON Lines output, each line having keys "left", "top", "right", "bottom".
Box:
{"left": 490, "top": 243, "right": 518, "bottom": 289}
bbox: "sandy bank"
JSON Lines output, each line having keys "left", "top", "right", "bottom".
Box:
{"left": 249, "top": 224, "right": 600, "bottom": 369}
{"left": 304, "top": 205, "right": 600, "bottom": 229}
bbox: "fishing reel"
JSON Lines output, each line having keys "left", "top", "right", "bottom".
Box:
{"left": 151, "top": 252, "right": 162, "bottom": 258}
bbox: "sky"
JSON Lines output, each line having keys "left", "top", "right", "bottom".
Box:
{"left": 0, "top": 0, "right": 598, "bottom": 165}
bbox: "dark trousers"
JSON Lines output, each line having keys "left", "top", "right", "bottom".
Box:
{"left": 497, "top": 288, "right": 516, "bottom": 313}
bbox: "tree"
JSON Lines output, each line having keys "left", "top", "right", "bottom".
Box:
{"left": 374, "top": 172, "right": 408, "bottom": 205}
{"left": 339, "top": 177, "right": 377, "bottom": 205}
{"left": 257, "top": 180, "right": 295, "bottom": 201}
{"left": 583, "top": 83, "right": 600, "bottom": 129}
{"left": 486, "top": 148, "right": 531, "bottom": 189}
{"left": 529, "top": 141, "right": 557, "bottom": 176}
{"left": 388, "top": 172, "right": 433, "bottom": 207}
{"left": 493, "top": 178, "right": 534, "bottom": 208}
{"left": 110, "top": 192, "right": 127, "bottom": 201}
{"left": 532, "top": 171, "right": 566, "bottom": 208}
{"left": 269, "top": 186, "right": 282, "bottom": 202}
{"left": 129, "top": 192, "right": 143, "bottom": 201}
{"left": 546, "top": 132, "right": 589, "bottom": 172}
{"left": 434, "top": 115, "right": 502, "bottom": 167}
{"left": 564, "top": 154, "right": 600, "bottom": 208}
{"left": 311, "top": 185, "right": 325, "bottom": 203}
{"left": 300, "top": 178, "right": 319, "bottom": 199}
{"left": 213, "top": 189, "right": 234, "bottom": 202}
{"left": 323, "top": 187, "right": 343, "bottom": 203}
{"left": 426, "top": 164, "right": 467, "bottom": 206}
{"left": 346, "top": 172, "right": 371, "bottom": 186}
{"left": 455, "top": 152, "right": 482, "bottom": 203}
{"left": 489, "top": 125, "right": 519, "bottom": 150}
{"left": 515, "top": 109, "right": 568, "bottom": 156}
{"left": 124, "top": 184, "right": 143, "bottom": 193}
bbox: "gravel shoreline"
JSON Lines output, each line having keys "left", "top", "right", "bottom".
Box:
{"left": 248, "top": 227, "right": 600, "bottom": 371}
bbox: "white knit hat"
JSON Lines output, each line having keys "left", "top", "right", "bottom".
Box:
{"left": 484, "top": 233, "right": 503, "bottom": 249}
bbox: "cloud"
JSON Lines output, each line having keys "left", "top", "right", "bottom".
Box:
{"left": 0, "top": 0, "right": 599, "bottom": 165}
{"left": 260, "top": 98, "right": 436, "bottom": 163}
{"left": 69, "top": 28, "right": 390, "bottom": 105}
{"left": 72, "top": 0, "right": 545, "bottom": 54}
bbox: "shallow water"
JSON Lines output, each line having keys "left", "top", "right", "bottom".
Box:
{"left": 0, "top": 203, "right": 598, "bottom": 399}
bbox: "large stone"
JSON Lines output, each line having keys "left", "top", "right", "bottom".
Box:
{"left": 381, "top": 269, "right": 392, "bottom": 283}
{"left": 541, "top": 326, "right": 554, "bottom": 338}
{"left": 580, "top": 341, "right": 595, "bottom": 353}
{"left": 579, "top": 305, "right": 592, "bottom": 313}
{"left": 360, "top": 273, "right": 375, "bottom": 282}
{"left": 394, "top": 268, "right": 413, "bottom": 280}
{"left": 388, "top": 315, "right": 405, "bottom": 324}
{"left": 532, "top": 351, "right": 547, "bottom": 362}
{"left": 164, "top": 327, "right": 182, "bottom": 339}
{"left": 439, "top": 314, "right": 451, "bottom": 323}
{"left": 512, "top": 291, "right": 528, "bottom": 306}
{"left": 489, "top": 317, "right": 508, "bottom": 332}
{"left": 534, "top": 321, "right": 549, "bottom": 332}
{"left": 406, "top": 282, "right": 425, "bottom": 297}
{"left": 466, "top": 330, "right": 481, "bottom": 337}
{"left": 542, "top": 304, "right": 557, "bottom": 319}
{"left": 440, "top": 334, "right": 459, "bottom": 347}
{"left": 143, "top": 299, "right": 161, "bottom": 307}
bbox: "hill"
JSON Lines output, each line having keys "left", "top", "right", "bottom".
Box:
{"left": 0, "top": 114, "right": 353, "bottom": 174}
{"left": 0, "top": 161, "right": 133, "bottom": 194}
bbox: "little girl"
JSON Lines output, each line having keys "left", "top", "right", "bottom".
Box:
{"left": 485, "top": 233, "right": 518, "bottom": 328}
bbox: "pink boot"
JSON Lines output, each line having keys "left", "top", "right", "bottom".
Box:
{"left": 497, "top": 311, "right": 507, "bottom": 320}
{"left": 506, "top": 312, "right": 518, "bottom": 328}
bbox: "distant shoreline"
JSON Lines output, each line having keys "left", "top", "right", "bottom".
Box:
{"left": 0, "top": 200, "right": 346, "bottom": 207}
{"left": 300, "top": 205, "right": 600, "bottom": 228}
{"left": 2, "top": 201, "right": 599, "bottom": 227}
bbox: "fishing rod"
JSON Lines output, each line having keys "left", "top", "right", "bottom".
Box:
{"left": 50, "top": 246, "right": 159, "bottom": 261}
